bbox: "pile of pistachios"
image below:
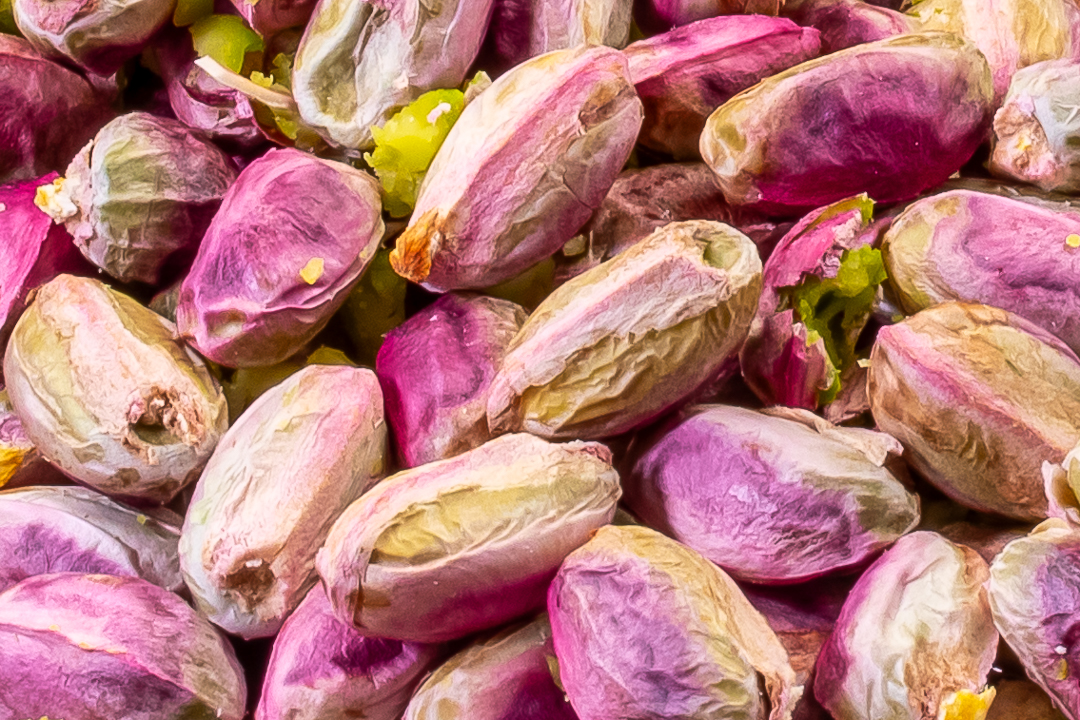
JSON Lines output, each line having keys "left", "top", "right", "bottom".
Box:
{"left": 6, "top": 0, "right": 1080, "bottom": 716}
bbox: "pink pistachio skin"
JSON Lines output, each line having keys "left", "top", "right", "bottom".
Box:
{"left": 625, "top": 15, "right": 821, "bottom": 159}
{"left": 701, "top": 32, "right": 995, "bottom": 215}
{"left": 635, "top": 0, "right": 784, "bottom": 35}
{"left": 882, "top": 189, "right": 1080, "bottom": 354}
{"left": 0, "top": 36, "right": 112, "bottom": 184}
{"left": 230, "top": 0, "right": 317, "bottom": 37}
{"left": 256, "top": 584, "right": 442, "bottom": 720}
{"left": 177, "top": 147, "right": 384, "bottom": 368}
{"left": 0, "top": 573, "right": 248, "bottom": 720}
{"left": 376, "top": 293, "right": 527, "bottom": 468}
{"left": 623, "top": 404, "right": 918, "bottom": 584}
{"left": 783, "top": 0, "right": 914, "bottom": 54}
{"left": 0, "top": 173, "right": 91, "bottom": 357}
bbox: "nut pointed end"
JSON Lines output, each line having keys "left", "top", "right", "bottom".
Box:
{"left": 390, "top": 209, "right": 444, "bottom": 284}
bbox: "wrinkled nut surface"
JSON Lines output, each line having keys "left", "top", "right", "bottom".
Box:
{"left": 814, "top": 531, "right": 999, "bottom": 720}
{"left": 488, "top": 219, "right": 762, "bottom": 440}
{"left": 624, "top": 404, "right": 918, "bottom": 584}
{"left": 484, "top": 0, "right": 633, "bottom": 72}
{"left": 180, "top": 365, "right": 387, "bottom": 639}
{"left": 390, "top": 45, "right": 644, "bottom": 291}
{"left": 548, "top": 524, "right": 802, "bottom": 720}
{"left": 3, "top": 274, "right": 228, "bottom": 504}
{"left": 316, "top": 432, "right": 621, "bottom": 643}
{"left": 784, "top": 0, "right": 914, "bottom": 54}
{"left": 0, "top": 573, "right": 247, "bottom": 720}
{"left": 868, "top": 302, "right": 1080, "bottom": 521}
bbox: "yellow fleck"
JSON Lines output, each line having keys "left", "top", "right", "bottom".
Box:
{"left": 1066, "top": 234, "right": 1080, "bottom": 249}
{"left": 0, "top": 446, "right": 29, "bottom": 488}
{"left": 136, "top": 514, "right": 147, "bottom": 525}
{"left": 939, "top": 687, "right": 996, "bottom": 720}
{"left": 1059, "top": 657, "right": 1071, "bottom": 680}
{"left": 78, "top": 641, "right": 92, "bottom": 650}
{"left": 48, "top": 625, "right": 60, "bottom": 631}
{"left": 300, "top": 257, "right": 324, "bottom": 285}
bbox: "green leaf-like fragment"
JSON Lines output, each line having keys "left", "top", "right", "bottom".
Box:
{"left": 190, "top": 15, "right": 263, "bottom": 74}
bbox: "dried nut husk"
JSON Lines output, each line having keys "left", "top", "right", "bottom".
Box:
{"left": 0, "top": 485, "right": 181, "bottom": 594}
{"left": 487, "top": 219, "right": 762, "bottom": 440}
{"left": 700, "top": 32, "right": 994, "bottom": 215}
{"left": 317, "top": 432, "right": 621, "bottom": 643}
{"left": 555, "top": 163, "right": 791, "bottom": 284}
{"left": 783, "top": 0, "right": 915, "bottom": 54}
{"left": 0, "top": 36, "right": 113, "bottom": 183}
{"left": 0, "top": 573, "right": 246, "bottom": 719}
{"left": 230, "top": 0, "right": 316, "bottom": 38}
{"left": 636, "top": 0, "right": 783, "bottom": 35}
{"left": 3, "top": 274, "right": 228, "bottom": 504}
{"left": 13, "top": 0, "right": 175, "bottom": 76}
{"left": 548, "top": 524, "right": 802, "bottom": 720}
{"left": 624, "top": 404, "right": 918, "bottom": 584}
{"left": 882, "top": 189, "right": 1080, "bottom": 353}
{"left": 256, "top": 583, "right": 441, "bottom": 720}
{"left": 991, "top": 59, "right": 1080, "bottom": 193}
{"left": 222, "top": 345, "right": 355, "bottom": 423}
{"left": 814, "top": 531, "right": 999, "bottom": 720}
{"left": 986, "top": 680, "right": 1068, "bottom": 720}
{"left": 625, "top": 15, "right": 821, "bottom": 160}
{"left": 34, "top": 112, "right": 238, "bottom": 286}
{"left": 868, "top": 302, "right": 1080, "bottom": 521}
{"left": 404, "top": 614, "right": 575, "bottom": 720}
{"left": 936, "top": 520, "right": 1029, "bottom": 564}
{"left": 389, "top": 45, "right": 643, "bottom": 292}
{"left": 180, "top": 365, "right": 387, "bottom": 639}
{"left": 0, "top": 390, "right": 36, "bottom": 488}
{"left": 909, "top": 0, "right": 1080, "bottom": 103}
{"left": 292, "top": 0, "right": 494, "bottom": 153}
{"left": 376, "top": 293, "right": 527, "bottom": 468}
{"left": 740, "top": 194, "right": 886, "bottom": 410}
{"left": 989, "top": 519, "right": 1080, "bottom": 720}
{"left": 176, "top": 147, "right": 384, "bottom": 368}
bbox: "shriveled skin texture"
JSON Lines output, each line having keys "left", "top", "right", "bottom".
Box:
{"left": 405, "top": 614, "right": 577, "bottom": 720}
{"left": 988, "top": 520, "right": 1080, "bottom": 720}
{"left": 868, "top": 302, "right": 1080, "bottom": 521}
{"left": 38, "top": 112, "right": 237, "bottom": 285}
{"left": 13, "top": 0, "right": 174, "bottom": 76}
{"left": 176, "top": 148, "right": 384, "bottom": 368}
{"left": 635, "top": 0, "right": 784, "bottom": 35}
{"left": 180, "top": 365, "right": 387, "bottom": 639}
{"left": 256, "top": 584, "right": 441, "bottom": 720}
{"left": 316, "top": 433, "right": 621, "bottom": 643}
{"left": 487, "top": 220, "right": 762, "bottom": 440}
{"left": 625, "top": 15, "right": 821, "bottom": 159}
{"left": 548, "top": 524, "right": 801, "bottom": 720}
{"left": 783, "top": 0, "right": 914, "bottom": 53}
{"left": 3, "top": 274, "right": 228, "bottom": 504}
{"left": 0, "top": 36, "right": 112, "bottom": 183}
{"left": 882, "top": 189, "right": 1080, "bottom": 353}
{"left": 390, "top": 45, "right": 643, "bottom": 291}
{"left": 230, "top": 0, "right": 317, "bottom": 37}
{"left": 0, "top": 573, "right": 247, "bottom": 720}
{"left": 0, "top": 172, "right": 90, "bottom": 354}
{"left": 701, "top": 32, "right": 994, "bottom": 215}
{"left": 624, "top": 404, "right": 918, "bottom": 584}
{"left": 0, "top": 485, "right": 181, "bottom": 594}
{"left": 376, "top": 293, "right": 527, "bottom": 468}
{"left": 814, "top": 532, "right": 998, "bottom": 720}
{"left": 292, "top": 0, "right": 494, "bottom": 152}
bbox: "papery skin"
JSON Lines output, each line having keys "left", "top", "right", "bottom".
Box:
{"left": 487, "top": 219, "right": 762, "bottom": 440}
{"left": 230, "top": 0, "right": 317, "bottom": 37}
{"left": 868, "top": 302, "right": 1080, "bottom": 521}
{"left": 256, "top": 583, "right": 441, "bottom": 720}
{"left": 910, "top": 0, "right": 1080, "bottom": 104}
{"left": 782, "top": 0, "right": 914, "bottom": 53}
{"left": 3, "top": 275, "right": 229, "bottom": 504}
{"left": 882, "top": 189, "right": 1080, "bottom": 354}
{"left": 991, "top": 59, "right": 1080, "bottom": 193}
{"left": 989, "top": 520, "right": 1080, "bottom": 720}
{"left": 635, "top": 0, "right": 784, "bottom": 35}
{"left": 180, "top": 365, "right": 387, "bottom": 639}
{"left": 0, "top": 485, "right": 181, "bottom": 594}
{"left": 0, "top": 572, "right": 247, "bottom": 720}
{"left": 404, "top": 614, "right": 577, "bottom": 720}
{"left": 701, "top": 32, "right": 994, "bottom": 215}
{"left": 625, "top": 15, "right": 821, "bottom": 159}
{"left": 376, "top": 293, "right": 526, "bottom": 468}
{"left": 555, "top": 163, "right": 790, "bottom": 284}
{"left": 624, "top": 404, "right": 918, "bottom": 584}
{"left": 814, "top": 531, "right": 999, "bottom": 720}
{"left": 548, "top": 524, "right": 802, "bottom": 720}
{"left": 38, "top": 112, "right": 237, "bottom": 285}
{"left": 0, "top": 173, "right": 90, "bottom": 355}
{"left": 292, "top": 0, "right": 494, "bottom": 152}
{"left": 0, "top": 36, "right": 112, "bottom": 183}
{"left": 316, "top": 433, "right": 621, "bottom": 643}
{"left": 176, "top": 147, "right": 384, "bottom": 368}
{"left": 390, "top": 45, "right": 643, "bottom": 292}
{"left": 13, "top": 0, "right": 175, "bottom": 76}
